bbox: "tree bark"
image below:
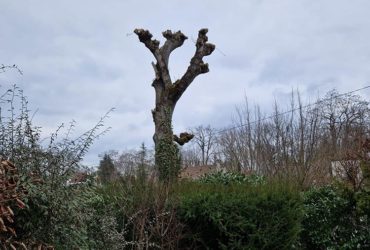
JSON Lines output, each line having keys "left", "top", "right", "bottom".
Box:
{"left": 134, "top": 28, "right": 215, "bottom": 181}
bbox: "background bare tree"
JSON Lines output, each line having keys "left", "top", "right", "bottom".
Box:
{"left": 190, "top": 125, "right": 218, "bottom": 166}
{"left": 134, "top": 28, "right": 215, "bottom": 181}
{"left": 104, "top": 145, "right": 155, "bottom": 177}
{"left": 216, "top": 89, "right": 369, "bottom": 187}
{"left": 181, "top": 146, "right": 201, "bottom": 167}
{"left": 319, "top": 90, "right": 370, "bottom": 171}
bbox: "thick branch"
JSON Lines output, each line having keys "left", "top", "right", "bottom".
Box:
{"left": 160, "top": 30, "right": 188, "bottom": 67}
{"left": 134, "top": 29, "right": 174, "bottom": 86}
{"left": 171, "top": 28, "right": 215, "bottom": 102}
{"left": 173, "top": 132, "right": 194, "bottom": 146}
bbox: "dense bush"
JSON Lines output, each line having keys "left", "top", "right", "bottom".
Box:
{"left": 16, "top": 181, "right": 98, "bottom": 249}
{"left": 357, "top": 158, "right": 370, "bottom": 218}
{"left": 0, "top": 86, "right": 110, "bottom": 248}
{"left": 176, "top": 181, "right": 302, "bottom": 249}
{"left": 0, "top": 159, "right": 27, "bottom": 249}
{"left": 84, "top": 177, "right": 186, "bottom": 249}
{"left": 198, "top": 171, "right": 266, "bottom": 185}
{"left": 301, "top": 185, "right": 369, "bottom": 249}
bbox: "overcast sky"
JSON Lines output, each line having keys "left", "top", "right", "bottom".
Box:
{"left": 1, "top": 0, "right": 370, "bottom": 166}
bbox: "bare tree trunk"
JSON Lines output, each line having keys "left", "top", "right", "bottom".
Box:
{"left": 191, "top": 125, "right": 217, "bottom": 166}
{"left": 134, "top": 29, "right": 215, "bottom": 181}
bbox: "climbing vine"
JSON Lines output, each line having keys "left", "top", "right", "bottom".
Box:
{"left": 155, "top": 107, "right": 181, "bottom": 182}
{"left": 156, "top": 138, "right": 181, "bottom": 182}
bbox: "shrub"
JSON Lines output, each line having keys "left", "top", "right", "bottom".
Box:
{"left": 85, "top": 177, "right": 186, "bottom": 249}
{"left": 0, "top": 159, "right": 27, "bottom": 249}
{"left": 301, "top": 185, "right": 369, "bottom": 249}
{"left": 0, "top": 86, "right": 110, "bottom": 248}
{"left": 198, "top": 171, "right": 266, "bottom": 186}
{"left": 176, "top": 181, "right": 302, "bottom": 249}
{"left": 17, "top": 181, "right": 99, "bottom": 249}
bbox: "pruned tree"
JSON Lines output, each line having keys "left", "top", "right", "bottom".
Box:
{"left": 134, "top": 28, "right": 215, "bottom": 181}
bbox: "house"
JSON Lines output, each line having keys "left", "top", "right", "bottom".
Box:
{"left": 330, "top": 159, "right": 365, "bottom": 189}
{"left": 66, "top": 172, "right": 90, "bottom": 186}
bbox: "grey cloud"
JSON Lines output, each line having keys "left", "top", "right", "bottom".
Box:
{"left": 1, "top": 0, "right": 370, "bottom": 166}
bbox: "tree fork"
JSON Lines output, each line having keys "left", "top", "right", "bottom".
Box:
{"left": 134, "top": 28, "right": 215, "bottom": 181}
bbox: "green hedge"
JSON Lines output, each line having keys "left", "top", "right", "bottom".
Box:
{"left": 301, "top": 185, "right": 370, "bottom": 249}
{"left": 176, "top": 182, "right": 302, "bottom": 249}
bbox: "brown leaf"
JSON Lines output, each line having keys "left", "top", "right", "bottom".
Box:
{"left": 6, "top": 206, "right": 14, "bottom": 217}
{"left": 7, "top": 226, "right": 16, "bottom": 236}
{"left": 20, "top": 242, "right": 28, "bottom": 250}
{"left": 0, "top": 217, "right": 7, "bottom": 231}
{"left": 16, "top": 198, "right": 26, "bottom": 209}
{"left": 6, "top": 215, "right": 14, "bottom": 223}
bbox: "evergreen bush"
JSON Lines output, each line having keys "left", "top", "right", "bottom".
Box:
{"left": 177, "top": 182, "right": 302, "bottom": 249}
{"left": 198, "top": 171, "right": 266, "bottom": 186}
{"left": 301, "top": 185, "right": 369, "bottom": 249}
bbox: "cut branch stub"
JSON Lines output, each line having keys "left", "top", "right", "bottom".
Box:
{"left": 133, "top": 29, "right": 160, "bottom": 53}
{"left": 173, "top": 132, "right": 195, "bottom": 146}
{"left": 196, "top": 29, "right": 215, "bottom": 56}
